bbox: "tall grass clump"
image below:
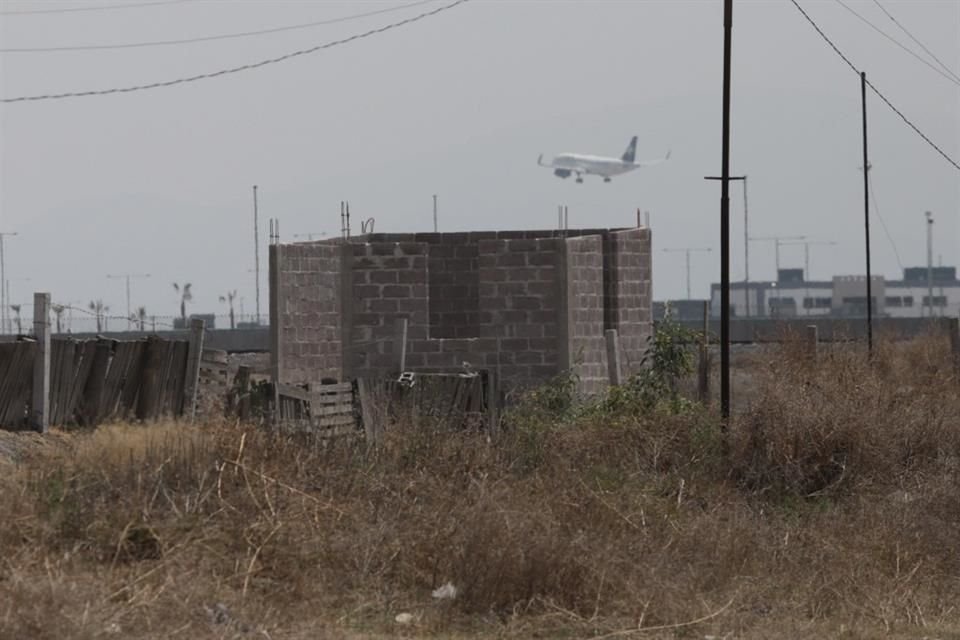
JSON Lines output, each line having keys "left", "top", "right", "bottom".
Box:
{"left": 0, "top": 329, "right": 958, "bottom": 638}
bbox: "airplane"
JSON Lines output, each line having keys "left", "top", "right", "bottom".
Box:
{"left": 537, "top": 136, "right": 670, "bottom": 183}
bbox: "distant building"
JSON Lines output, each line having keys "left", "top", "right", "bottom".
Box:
{"left": 706, "top": 266, "right": 959, "bottom": 319}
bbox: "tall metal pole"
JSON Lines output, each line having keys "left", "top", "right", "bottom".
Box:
{"left": 253, "top": 185, "right": 261, "bottom": 326}
{"left": 742, "top": 176, "right": 749, "bottom": 318}
{"left": 861, "top": 72, "right": 873, "bottom": 352}
{"left": 926, "top": 214, "right": 933, "bottom": 317}
{"left": 107, "top": 273, "right": 150, "bottom": 329}
{"left": 720, "top": 0, "right": 733, "bottom": 420}
{"left": 433, "top": 194, "right": 438, "bottom": 233}
{"left": 663, "top": 247, "right": 712, "bottom": 300}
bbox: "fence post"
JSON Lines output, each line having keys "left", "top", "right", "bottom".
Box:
{"left": 394, "top": 317, "right": 408, "bottom": 372}
{"left": 605, "top": 329, "right": 622, "bottom": 386}
{"left": 805, "top": 324, "right": 819, "bottom": 360}
{"left": 183, "top": 318, "right": 206, "bottom": 422}
{"left": 32, "top": 292, "right": 51, "bottom": 432}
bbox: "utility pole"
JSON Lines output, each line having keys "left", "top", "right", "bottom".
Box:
{"left": 433, "top": 194, "right": 438, "bottom": 233}
{"left": 253, "top": 185, "right": 261, "bottom": 326}
{"left": 861, "top": 71, "right": 873, "bottom": 352}
{"left": 662, "top": 247, "right": 712, "bottom": 300}
{"left": 0, "top": 231, "right": 17, "bottom": 334}
{"left": 925, "top": 211, "right": 934, "bottom": 317}
{"left": 749, "top": 235, "right": 806, "bottom": 279}
{"left": 107, "top": 273, "right": 151, "bottom": 328}
{"left": 702, "top": 0, "right": 734, "bottom": 421}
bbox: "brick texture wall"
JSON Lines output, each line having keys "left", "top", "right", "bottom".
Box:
{"left": 271, "top": 227, "right": 652, "bottom": 397}
{"left": 427, "top": 237, "right": 481, "bottom": 339}
{"left": 269, "top": 243, "right": 345, "bottom": 385}
{"left": 564, "top": 235, "right": 608, "bottom": 395}
{"left": 349, "top": 241, "right": 429, "bottom": 377}
{"left": 476, "top": 237, "right": 564, "bottom": 387}
{"left": 603, "top": 228, "right": 653, "bottom": 375}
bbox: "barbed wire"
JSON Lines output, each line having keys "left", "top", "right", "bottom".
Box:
{"left": 1, "top": 0, "right": 439, "bottom": 53}
{"left": 1, "top": 0, "right": 470, "bottom": 103}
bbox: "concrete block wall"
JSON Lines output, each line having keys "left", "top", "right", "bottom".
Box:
{"left": 476, "top": 236, "right": 565, "bottom": 387}
{"left": 603, "top": 228, "right": 652, "bottom": 375}
{"left": 270, "top": 227, "right": 653, "bottom": 396}
{"left": 564, "top": 235, "right": 608, "bottom": 395}
{"left": 349, "top": 241, "right": 429, "bottom": 376}
{"left": 269, "top": 242, "right": 345, "bottom": 385}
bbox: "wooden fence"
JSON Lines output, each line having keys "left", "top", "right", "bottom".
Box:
{"left": 0, "top": 334, "right": 199, "bottom": 430}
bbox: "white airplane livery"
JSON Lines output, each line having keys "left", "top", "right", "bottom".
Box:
{"left": 538, "top": 136, "right": 670, "bottom": 183}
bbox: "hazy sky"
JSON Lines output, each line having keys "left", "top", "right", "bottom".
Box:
{"left": 1, "top": 0, "right": 958, "bottom": 323}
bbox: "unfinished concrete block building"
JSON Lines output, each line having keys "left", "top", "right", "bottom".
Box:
{"left": 269, "top": 227, "right": 652, "bottom": 396}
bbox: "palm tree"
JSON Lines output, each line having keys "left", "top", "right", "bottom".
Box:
{"left": 52, "top": 304, "right": 66, "bottom": 334}
{"left": 173, "top": 282, "right": 192, "bottom": 327}
{"left": 9, "top": 305, "right": 21, "bottom": 334}
{"left": 219, "top": 290, "right": 237, "bottom": 329}
{"left": 88, "top": 300, "right": 108, "bottom": 333}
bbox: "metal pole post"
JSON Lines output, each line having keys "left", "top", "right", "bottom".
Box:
{"left": 685, "top": 249, "right": 692, "bottom": 300}
{"left": 720, "top": 0, "right": 733, "bottom": 420}
{"left": 433, "top": 194, "right": 438, "bottom": 233}
{"left": 861, "top": 71, "right": 873, "bottom": 352}
{"left": 253, "top": 185, "right": 261, "bottom": 326}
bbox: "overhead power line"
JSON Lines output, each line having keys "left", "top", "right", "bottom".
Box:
{"left": 1, "top": 0, "right": 439, "bottom": 53}
{"left": 832, "top": 0, "right": 960, "bottom": 88}
{"left": 789, "top": 0, "right": 960, "bottom": 173}
{"left": 0, "top": 0, "right": 191, "bottom": 16}
{"left": 1, "top": 0, "right": 470, "bottom": 103}
{"left": 871, "top": 0, "right": 960, "bottom": 84}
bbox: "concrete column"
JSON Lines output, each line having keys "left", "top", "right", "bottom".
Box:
{"left": 32, "top": 292, "right": 51, "bottom": 432}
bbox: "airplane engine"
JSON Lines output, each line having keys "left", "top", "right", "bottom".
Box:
{"left": 553, "top": 168, "right": 572, "bottom": 179}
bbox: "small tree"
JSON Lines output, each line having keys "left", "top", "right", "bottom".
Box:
{"left": 9, "top": 305, "right": 21, "bottom": 334}
{"left": 173, "top": 282, "right": 192, "bottom": 327}
{"left": 52, "top": 304, "right": 65, "bottom": 334}
{"left": 219, "top": 290, "right": 237, "bottom": 329}
{"left": 88, "top": 300, "right": 109, "bottom": 333}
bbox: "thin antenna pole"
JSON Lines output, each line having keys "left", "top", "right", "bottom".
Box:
{"left": 559, "top": 205, "right": 563, "bottom": 230}
{"left": 253, "top": 185, "right": 261, "bottom": 326}
{"left": 346, "top": 202, "right": 351, "bottom": 238}
{"left": 433, "top": 194, "right": 438, "bottom": 233}
{"left": 742, "top": 176, "right": 749, "bottom": 318}
{"left": 861, "top": 71, "right": 873, "bottom": 352}
{"left": 564, "top": 205, "right": 569, "bottom": 232}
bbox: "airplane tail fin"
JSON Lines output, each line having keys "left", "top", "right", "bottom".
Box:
{"left": 621, "top": 136, "right": 638, "bottom": 163}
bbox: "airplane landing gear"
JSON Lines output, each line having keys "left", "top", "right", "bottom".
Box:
{"left": 575, "top": 175, "right": 584, "bottom": 184}
{"left": 603, "top": 177, "right": 612, "bottom": 183}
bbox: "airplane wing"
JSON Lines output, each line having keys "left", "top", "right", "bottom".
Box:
{"left": 634, "top": 149, "right": 672, "bottom": 168}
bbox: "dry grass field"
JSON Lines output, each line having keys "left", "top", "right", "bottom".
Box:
{"left": 1, "top": 334, "right": 959, "bottom": 639}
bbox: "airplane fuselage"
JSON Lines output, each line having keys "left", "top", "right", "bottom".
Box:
{"left": 551, "top": 153, "right": 639, "bottom": 178}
